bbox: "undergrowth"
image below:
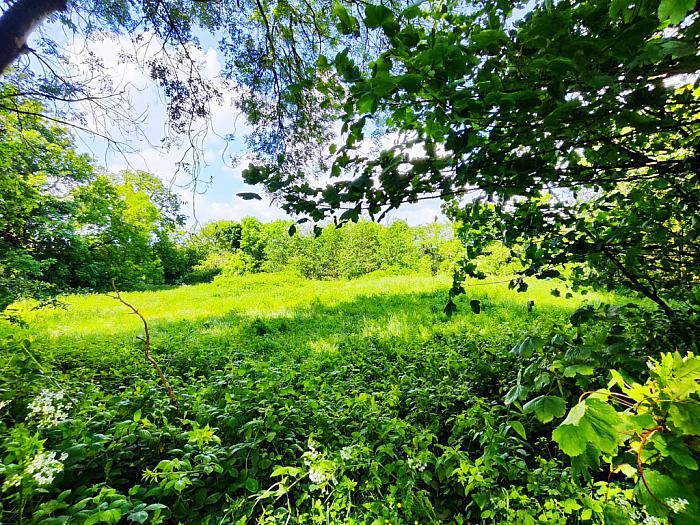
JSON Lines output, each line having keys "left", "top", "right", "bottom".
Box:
{"left": 0, "top": 273, "right": 696, "bottom": 524}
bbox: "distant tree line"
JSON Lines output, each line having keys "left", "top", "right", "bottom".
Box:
{"left": 187, "top": 218, "right": 460, "bottom": 283}
{"left": 0, "top": 95, "right": 202, "bottom": 312}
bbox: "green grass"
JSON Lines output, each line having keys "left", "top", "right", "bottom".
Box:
{"left": 15, "top": 271, "right": 611, "bottom": 378}
{"left": 3, "top": 272, "right": 633, "bottom": 524}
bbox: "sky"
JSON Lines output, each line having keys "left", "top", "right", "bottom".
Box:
{"left": 31, "top": 22, "right": 445, "bottom": 230}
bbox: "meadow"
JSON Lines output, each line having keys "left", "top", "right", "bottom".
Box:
{"left": 1, "top": 271, "right": 624, "bottom": 524}
{"left": 17, "top": 272, "right": 596, "bottom": 380}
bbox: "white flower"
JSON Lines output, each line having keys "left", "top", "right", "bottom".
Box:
{"left": 641, "top": 517, "right": 661, "bottom": 525}
{"left": 666, "top": 498, "right": 689, "bottom": 513}
{"left": 307, "top": 438, "right": 318, "bottom": 455}
{"left": 340, "top": 446, "right": 353, "bottom": 461}
{"left": 407, "top": 457, "right": 426, "bottom": 472}
{"left": 24, "top": 451, "right": 65, "bottom": 486}
{"left": 2, "top": 473, "right": 22, "bottom": 490}
{"left": 309, "top": 466, "right": 327, "bottom": 484}
{"left": 27, "top": 390, "right": 71, "bottom": 427}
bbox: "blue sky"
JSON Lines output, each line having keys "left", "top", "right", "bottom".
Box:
{"left": 32, "top": 23, "right": 445, "bottom": 229}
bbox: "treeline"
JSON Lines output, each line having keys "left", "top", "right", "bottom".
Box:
{"left": 0, "top": 96, "right": 465, "bottom": 310}
{"left": 188, "top": 219, "right": 460, "bottom": 283}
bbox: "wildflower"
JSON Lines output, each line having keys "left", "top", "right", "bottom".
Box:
{"left": 2, "top": 473, "right": 22, "bottom": 491}
{"left": 309, "top": 466, "right": 327, "bottom": 484}
{"left": 407, "top": 457, "right": 426, "bottom": 472}
{"left": 307, "top": 438, "right": 319, "bottom": 456}
{"left": 24, "top": 451, "right": 66, "bottom": 486}
{"left": 340, "top": 446, "right": 353, "bottom": 461}
{"left": 27, "top": 390, "right": 70, "bottom": 427}
{"left": 666, "top": 498, "right": 689, "bottom": 513}
{"left": 641, "top": 517, "right": 661, "bottom": 525}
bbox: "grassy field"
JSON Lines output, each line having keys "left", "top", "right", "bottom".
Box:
{"left": 3, "top": 272, "right": 624, "bottom": 524}
{"left": 16, "top": 272, "right": 607, "bottom": 378}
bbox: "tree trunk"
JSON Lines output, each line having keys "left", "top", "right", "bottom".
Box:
{"left": 0, "top": 0, "right": 68, "bottom": 75}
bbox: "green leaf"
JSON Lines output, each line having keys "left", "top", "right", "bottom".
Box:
{"left": 85, "top": 509, "right": 122, "bottom": 525}
{"left": 245, "top": 477, "right": 260, "bottom": 492}
{"left": 128, "top": 511, "right": 149, "bottom": 524}
{"left": 333, "top": 1, "right": 359, "bottom": 35}
{"left": 143, "top": 504, "right": 167, "bottom": 511}
{"left": 670, "top": 357, "right": 700, "bottom": 398}
{"left": 511, "top": 336, "right": 540, "bottom": 357}
{"left": 564, "top": 345, "right": 592, "bottom": 361}
{"left": 237, "top": 192, "right": 262, "bottom": 201}
{"left": 398, "top": 74, "right": 422, "bottom": 93}
{"left": 668, "top": 402, "right": 700, "bottom": 435}
{"left": 133, "top": 409, "right": 142, "bottom": 422}
{"left": 570, "top": 307, "right": 594, "bottom": 326}
{"left": 668, "top": 441, "right": 699, "bottom": 470}
{"left": 504, "top": 383, "right": 529, "bottom": 405}
{"left": 523, "top": 395, "right": 566, "bottom": 423}
{"left": 271, "top": 466, "right": 302, "bottom": 477}
{"left": 552, "top": 423, "right": 587, "bottom": 456}
{"left": 508, "top": 420, "right": 527, "bottom": 439}
{"left": 471, "top": 29, "right": 509, "bottom": 52}
{"left": 357, "top": 93, "right": 377, "bottom": 114}
{"left": 658, "top": 0, "right": 695, "bottom": 24}
{"left": 364, "top": 4, "right": 394, "bottom": 28}
{"left": 553, "top": 398, "right": 622, "bottom": 458}
{"left": 563, "top": 364, "right": 594, "bottom": 377}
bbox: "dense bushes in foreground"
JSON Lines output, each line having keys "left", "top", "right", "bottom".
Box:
{"left": 1, "top": 275, "right": 697, "bottom": 524}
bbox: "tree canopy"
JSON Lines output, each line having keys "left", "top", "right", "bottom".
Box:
{"left": 243, "top": 0, "right": 699, "bottom": 315}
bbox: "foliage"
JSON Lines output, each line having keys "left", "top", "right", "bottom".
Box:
{"left": 189, "top": 219, "right": 456, "bottom": 282}
{"left": 0, "top": 96, "right": 196, "bottom": 306}
{"left": 554, "top": 351, "right": 700, "bottom": 525}
{"left": 69, "top": 170, "right": 191, "bottom": 290}
{"left": 0, "top": 92, "right": 93, "bottom": 314}
{"left": 245, "top": 0, "right": 699, "bottom": 317}
{"left": 237, "top": 3, "right": 700, "bottom": 515}
{"left": 2, "top": 273, "right": 642, "bottom": 524}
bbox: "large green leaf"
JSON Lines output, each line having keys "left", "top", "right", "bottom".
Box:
{"left": 511, "top": 336, "right": 540, "bottom": 357}
{"left": 504, "top": 383, "right": 529, "bottom": 405}
{"left": 523, "top": 395, "right": 566, "bottom": 423}
{"left": 364, "top": 4, "right": 394, "bottom": 28}
{"left": 553, "top": 397, "right": 623, "bottom": 458}
{"left": 668, "top": 402, "right": 700, "bottom": 436}
{"left": 658, "top": 0, "right": 695, "bottom": 24}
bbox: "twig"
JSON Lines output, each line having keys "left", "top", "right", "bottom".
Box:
{"left": 109, "top": 279, "right": 181, "bottom": 415}
{"left": 637, "top": 425, "right": 668, "bottom": 509}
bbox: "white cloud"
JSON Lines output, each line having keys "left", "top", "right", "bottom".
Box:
{"left": 182, "top": 191, "right": 291, "bottom": 227}
{"left": 35, "top": 25, "right": 448, "bottom": 228}
{"left": 386, "top": 201, "right": 446, "bottom": 226}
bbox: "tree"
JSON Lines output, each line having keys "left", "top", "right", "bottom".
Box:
{"left": 245, "top": 0, "right": 699, "bottom": 315}
{"left": 0, "top": 89, "right": 93, "bottom": 312}
{"left": 0, "top": 92, "right": 192, "bottom": 310}
{"left": 0, "top": 0, "right": 400, "bottom": 178}
{"left": 71, "top": 171, "right": 188, "bottom": 289}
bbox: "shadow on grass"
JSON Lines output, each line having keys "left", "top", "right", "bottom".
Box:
{"left": 36, "top": 282, "right": 579, "bottom": 384}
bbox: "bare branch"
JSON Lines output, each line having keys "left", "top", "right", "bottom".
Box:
{"left": 109, "top": 279, "right": 181, "bottom": 415}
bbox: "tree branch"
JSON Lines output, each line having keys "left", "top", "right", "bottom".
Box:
{"left": 109, "top": 279, "right": 181, "bottom": 414}
{"left": 0, "top": 0, "right": 68, "bottom": 75}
